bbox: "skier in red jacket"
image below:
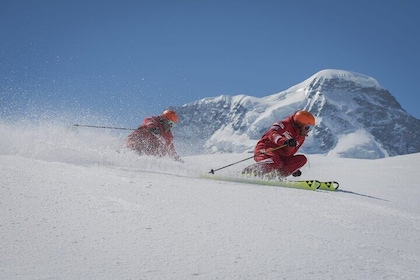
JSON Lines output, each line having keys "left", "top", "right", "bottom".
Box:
{"left": 243, "top": 110, "right": 316, "bottom": 178}
{"left": 126, "top": 109, "right": 183, "bottom": 162}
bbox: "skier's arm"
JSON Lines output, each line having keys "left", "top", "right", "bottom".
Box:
{"left": 267, "top": 123, "right": 288, "bottom": 146}
{"left": 142, "top": 118, "right": 162, "bottom": 135}
{"left": 267, "top": 122, "right": 298, "bottom": 147}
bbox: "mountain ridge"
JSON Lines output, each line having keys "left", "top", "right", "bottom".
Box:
{"left": 172, "top": 69, "right": 419, "bottom": 159}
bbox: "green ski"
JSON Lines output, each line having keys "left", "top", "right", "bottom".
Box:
{"left": 318, "top": 181, "right": 340, "bottom": 191}
{"left": 201, "top": 174, "right": 339, "bottom": 191}
{"left": 201, "top": 174, "right": 321, "bottom": 190}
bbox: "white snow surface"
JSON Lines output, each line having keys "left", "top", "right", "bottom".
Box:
{"left": 1, "top": 121, "right": 419, "bottom": 279}
{"left": 297, "top": 69, "right": 383, "bottom": 90}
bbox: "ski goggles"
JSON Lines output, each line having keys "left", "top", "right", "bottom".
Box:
{"left": 167, "top": 120, "right": 176, "bottom": 128}
{"left": 304, "top": 124, "right": 314, "bottom": 132}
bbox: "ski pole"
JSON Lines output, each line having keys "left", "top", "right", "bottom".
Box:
{"left": 73, "top": 124, "right": 136, "bottom": 131}
{"left": 209, "top": 144, "right": 287, "bottom": 174}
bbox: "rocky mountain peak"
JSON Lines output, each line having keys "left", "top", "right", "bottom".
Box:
{"left": 172, "top": 69, "right": 419, "bottom": 158}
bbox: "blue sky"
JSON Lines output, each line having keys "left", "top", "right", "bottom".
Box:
{"left": 1, "top": 0, "right": 419, "bottom": 128}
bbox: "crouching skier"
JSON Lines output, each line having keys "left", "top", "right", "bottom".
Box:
{"left": 126, "top": 109, "right": 183, "bottom": 162}
{"left": 242, "top": 110, "right": 315, "bottom": 178}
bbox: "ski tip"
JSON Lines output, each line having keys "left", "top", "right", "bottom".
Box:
{"left": 328, "top": 181, "right": 339, "bottom": 190}
{"left": 319, "top": 181, "right": 340, "bottom": 191}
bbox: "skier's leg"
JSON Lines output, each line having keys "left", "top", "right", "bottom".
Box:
{"left": 278, "top": 154, "right": 307, "bottom": 177}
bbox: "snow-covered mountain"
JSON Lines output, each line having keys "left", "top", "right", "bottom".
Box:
{"left": 172, "top": 69, "right": 420, "bottom": 159}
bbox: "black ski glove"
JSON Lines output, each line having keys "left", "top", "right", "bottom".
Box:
{"left": 285, "top": 138, "right": 297, "bottom": 147}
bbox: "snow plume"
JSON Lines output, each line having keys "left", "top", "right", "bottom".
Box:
{"left": 0, "top": 119, "right": 191, "bottom": 177}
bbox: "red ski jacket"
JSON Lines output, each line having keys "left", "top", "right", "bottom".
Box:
{"left": 255, "top": 114, "right": 306, "bottom": 157}
{"left": 126, "top": 116, "right": 179, "bottom": 159}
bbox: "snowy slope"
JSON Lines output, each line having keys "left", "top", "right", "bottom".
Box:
{"left": 1, "top": 121, "right": 419, "bottom": 279}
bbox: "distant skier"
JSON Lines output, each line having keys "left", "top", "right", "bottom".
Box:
{"left": 126, "top": 109, "right": 183, "bottom": 162}
{"left": 242, "top": 110, "right": 315, "bottom": 178}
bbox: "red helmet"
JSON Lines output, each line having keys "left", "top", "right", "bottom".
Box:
{"left": 293, "top": 110, "right": 315, "bottom": 126}
{"left": 160, "top": 109, "right": 179, "bottom": 123}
